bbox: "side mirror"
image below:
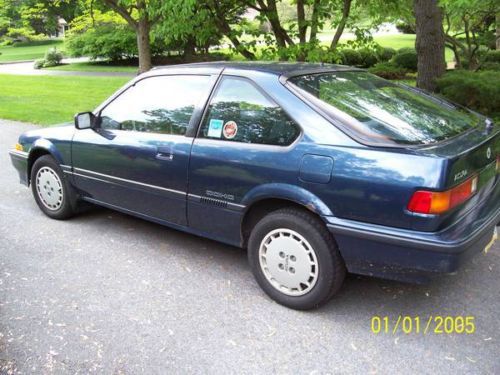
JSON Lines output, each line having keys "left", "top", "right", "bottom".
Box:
{"left": 75, "top": 111, "right": 96, "bottom": 130}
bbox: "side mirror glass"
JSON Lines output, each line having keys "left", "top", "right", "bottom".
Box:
{"left": 75, "top": 111, "right": 95, "bottom": 130}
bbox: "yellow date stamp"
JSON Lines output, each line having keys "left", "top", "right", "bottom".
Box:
{"left": 371, "top": 315, "right": 476, "bottom": 335}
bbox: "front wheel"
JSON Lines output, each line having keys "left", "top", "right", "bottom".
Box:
{"left": 31, "top": 155, "right": 78, "bottom": 220}
{"left": 248, "top": 208, "right": 346, "bottom": 310}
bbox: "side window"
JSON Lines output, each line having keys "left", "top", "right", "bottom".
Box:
{"left": 100, "top": 75, "right": 211, "bottom": 135}
{"left": 199, "top": 77, "right": 300, "bottom": 146}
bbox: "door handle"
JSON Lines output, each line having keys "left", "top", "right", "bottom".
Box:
{"left": 156, "top": 146, "right": 173, "bottom": 161}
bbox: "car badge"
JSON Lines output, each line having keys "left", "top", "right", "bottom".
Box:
{"left": 486, "top": 147, "right": 492, "bottom": 159}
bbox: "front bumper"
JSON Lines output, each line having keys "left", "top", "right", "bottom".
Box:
{"left": 326, "top": 181, "right": 500, "bottom": 283}
{"left": 9, "top": 150, "right": 29, "bottom": 186}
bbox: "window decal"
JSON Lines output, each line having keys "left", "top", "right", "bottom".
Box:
{"left": 207, "top": 119, "right": 223, "bottom": 138}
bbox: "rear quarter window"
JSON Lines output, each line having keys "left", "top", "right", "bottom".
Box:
{"left": 199, "top": 77, "right": 300, "bottom": 146}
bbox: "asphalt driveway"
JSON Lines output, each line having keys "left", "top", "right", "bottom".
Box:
{"left": 1, "top": 119, "right": 499, "bottom": 374}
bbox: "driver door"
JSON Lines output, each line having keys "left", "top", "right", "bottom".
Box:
{"left": 71, "top": 74, "right": 215, "bottom": 225}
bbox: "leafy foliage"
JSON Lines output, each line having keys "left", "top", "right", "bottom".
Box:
{"left": 369, "top": 62, "right": 408, "bottom": 79}
{"left": 437, "top": 70, "right": 500, "bottom": 118}
{"left": 65, "top": 10, "right": 137, "bottom": 61}
{"left": 43, "top": 47, "right": 63, "bottom": 66}
{"left": 392, "top": 48, "right": 417, "bottom": 71}
{"left": 376, "top": 46, "right": 397, "bottom": 62}
{"left": 340, "top": 48, "right": 362, "bottom": 66}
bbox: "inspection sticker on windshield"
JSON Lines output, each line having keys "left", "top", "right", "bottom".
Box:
{"left": 207, "top": 119, "right": 223, "bottom": 138}
{"left": 484, "top": 227, "right": 497, "bottom": 254}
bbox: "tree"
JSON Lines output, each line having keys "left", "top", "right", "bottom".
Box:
{"left": 441, "top": 0, "right": 498, "bottom": 69}
{"left": 101, "top": 0, "right": 160, "bottom": 72}
{"left": 414, "top": 0, "right": 446, "bottom": 91}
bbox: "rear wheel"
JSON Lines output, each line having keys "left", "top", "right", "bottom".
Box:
{"left": 31, "top": 155, "right": 78, "bottom": 220}
{"left": 248, "top": 208, "right": 346, "bottom": 310}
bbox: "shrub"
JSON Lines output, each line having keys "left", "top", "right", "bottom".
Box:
{"left": 43, "top": 47, "right": 63, "bottom": 67}
{"left": 484, "top": 50, "right": 500, "bottom": 63}
{"left": 392, "top": 49, "right": 418, "bottom": 71}
{"left": 66, "top": 11, "right": 138, "bottom": 61}
{"left": 397, "top": 47, "right": 415, "bottom": 54}
{"left": 368, "top": 62, "right": 408, "bottom": 80}
{"left": 436, "top": 70, "right": 500, "bottom": 118}
{"left": 479, "top": 62, "right": 500, "bottom": 71}
{"left": 395, "top": 21, "right": 415, "bottom": 34}
{"left": 357, "top": 48, "right": 378, "bottom": 68}
{"left": 376, "top": 47, "right": 396, "bottom": 62}
{"left": 274, "top": 43, "right": 342, "bottom": 64}
{"left": 33, "top": 59, "right": 45, "bottom": 69}
{"left": 340, "top": 49, "right": 362, "bottom": 66}
{"left": 66, "top": 24, "right": 137, "bottom": 61}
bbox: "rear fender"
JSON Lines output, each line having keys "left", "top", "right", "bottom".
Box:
{"left": 241, "top": 183, "right": 333, "bottom": 217}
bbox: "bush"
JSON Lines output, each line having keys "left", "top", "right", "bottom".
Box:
{"left": 357, "top": 48, "right": 378, "bottom": 68}
{"left": 274, "top": 43, "right": 342, "bottom": 64}
{"left": 376, "top": 47, "right": 396, "bottom": 62}
{"left": 484, "top": 50, "right": 500, "bottom": 63}
{"left": 368, "top": 62, "right": 408, "bottom": 80}
{"left": 66, "top": 24, "right": 137, "bottom": 61}
{"left": 437, "top": 70, "right": 500, "bottom": 118}
{"left": 479, "top": 62, "right": 500, "bottom": 71}
{"left": 395, "top": 21, "right": 415, "bottom": 34}
{"left": 66, "top": 11, "right": 138, "bottom": 61}
{"left": 340, "top": 49, "right": 362, "bottom": 66}
{"left": 392, "top": 49, "right": 418, "bottom": 72}
{"left": 33, "top": 59, "right": 45, "bottom": 69}
{"left": 43, "top": 48, "right": 63, "bottom": 67}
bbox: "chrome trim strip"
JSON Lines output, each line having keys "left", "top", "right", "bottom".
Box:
{"left": 60, "top": 164, "right": 72, "bottom": 171}
{"left": 73, "top": 167, "right": 186, "bottom": 196}
{"left": 9, "top": 150, "right": 28, "bottom": 159}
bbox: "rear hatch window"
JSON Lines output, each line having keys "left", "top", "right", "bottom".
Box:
{"left": 288, "top": 72, "right": 481, "bottom": 147}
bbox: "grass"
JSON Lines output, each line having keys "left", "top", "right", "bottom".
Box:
{"left": 45, "top": 62, "right": 138, "bottom": 73}
{"left": 0, "top": 74, "right": 129, "bottom": 125}
{"left": 0, "top": 40, "right": 64, "bottom": 63}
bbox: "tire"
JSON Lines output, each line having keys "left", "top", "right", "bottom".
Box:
{"left": 30, "top": 155, "right": 78, "bottom": 220}
{"left": 248, "top": 208, "right": 346, "bottom": 310}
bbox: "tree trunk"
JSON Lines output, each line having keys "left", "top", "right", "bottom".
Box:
{"left": 214, "top": 14, "right": 256, "bottom": 60}
{"left": 330, "top": 0, "right": 352, "bottom": 50}
{"left": 309, "top": 0, "right": 321, "bottom": 42}
{"left": 414, "top": 0, "right": 446, "bottom": 92}
{"left": 297, "top": 0, "right": 306, "bottom": 44}
{"left": 136, "top": 18, "right": 152, "bottom": 73}
{"left": 183, "top": 36, "right": 197, "bottom": 61}
{"left": 258, "top": 0, "right": 294, "bottom": 48}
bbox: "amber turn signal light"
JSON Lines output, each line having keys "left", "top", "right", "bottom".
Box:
{"left": 407, "top": 176, "right": 478, "bottom": 215}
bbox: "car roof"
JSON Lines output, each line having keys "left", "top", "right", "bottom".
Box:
{"left": 150, "top": 61, "right": 361, "bottom": 80}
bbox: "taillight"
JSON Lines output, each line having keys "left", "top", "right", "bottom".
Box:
{"left": 407, "top": 176, "right": 478, "bottom": 215}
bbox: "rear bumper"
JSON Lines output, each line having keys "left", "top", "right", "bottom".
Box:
{"left": 9, "top": 150, "right": 29, "bottom": 186}
{"left": 326, "top": 182, "right": 500, "bottom": 283}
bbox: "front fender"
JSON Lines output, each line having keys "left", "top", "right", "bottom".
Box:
{"left": 241, "top": 183, "right": 334, "bottom": 217}
{"left": 30, "top": 138, "right": 65, "bottom": 165}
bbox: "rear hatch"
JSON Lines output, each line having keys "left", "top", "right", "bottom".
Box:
{"left": 415, "top": 125, "right": 499, "bottom": 230}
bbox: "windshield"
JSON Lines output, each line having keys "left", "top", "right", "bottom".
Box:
{"left": 289, "top": 72, "right": 479, "bottom": 146}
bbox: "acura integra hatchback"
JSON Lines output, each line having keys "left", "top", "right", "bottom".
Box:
{"left": 9, "top": 62, "right": 499, "bottom": 309}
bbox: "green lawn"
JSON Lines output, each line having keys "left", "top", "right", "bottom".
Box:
{"left": 45, "top": 62, "right": 138, "bottom": 73}
{"left": 0, "top": 40, "right": 64, "bottom": 63}
{"left": 0, "top": 74, "right": 129, "bottom": 125}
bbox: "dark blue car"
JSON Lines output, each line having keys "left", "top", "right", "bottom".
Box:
{"left": 9, "top": 62, "right": 499, "bottom": 309}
